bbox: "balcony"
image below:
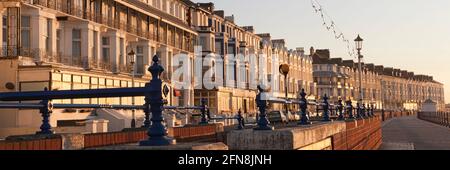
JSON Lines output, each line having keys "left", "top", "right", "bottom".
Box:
{"left": 127, "top": 24, "right": 138, "bottom": 35}
{"left": 98, "top": 60, "right": 112, "bottom": 71}
{"left": 118, "top": 64, "right": 132, "bottom": 74}
{"left": 197, "top": 26, "right": 213, "bottom": 32}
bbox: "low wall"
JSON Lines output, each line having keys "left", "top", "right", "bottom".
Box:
{"left": 0, "top": 123, "right": 223, "bottom": 150}
{"left": 0, "top": 135, "right": 62, "bottom": 150}
{"left": 227, "top": 116, "right": 382, "bottom": 150}
{"left": 418, "top": 112, "right": 450, "bottom": 127}
{"left": 332, "top": 116, "right": 382, "bottom": 150}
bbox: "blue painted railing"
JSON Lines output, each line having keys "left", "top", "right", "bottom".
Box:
{"left": 0, "top": 55, "right": 210, "bottom": 146}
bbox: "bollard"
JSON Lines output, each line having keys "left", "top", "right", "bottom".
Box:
{"left": 36, "top": 88, "right": 54, "bottom": 135}
{"left": 237, "top": 109, "right": 244, "bottom": 130}
{"left": 337, "top": 98, "right": 345, "bottom": 120}
{"left": 199, "top": 98, "right": 209, "bottom": 125}
{"left": 346, "top": 100, "right": 354, "bottom": 119}
{"left": 254, "top": 85, "right": 273, "bottom": 130}
{"left": 322, "top": 94, "right": 331, "bottom": 121}
{"left": 140, "top": 55, "right": 175, "bottom": 146}
{"left": 298, "top": 89, "right": 311, "bottom": 125}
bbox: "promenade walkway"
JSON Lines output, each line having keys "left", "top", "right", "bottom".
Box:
{"left": 380, "top": 116, "right": 450, "bottom": 150}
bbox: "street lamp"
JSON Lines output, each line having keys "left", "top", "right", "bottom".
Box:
{"left": 128, "top": 49, "right": 136, "bottom": 128}
{"left": 354, "top": 35, "right": 364, "bottom": 116}
{"left": 279, "top": 64, "right": 290, "bottom": 122}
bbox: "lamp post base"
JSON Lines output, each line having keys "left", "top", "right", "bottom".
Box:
{"left": 254, "top": 126, "right": 274, "bottom": 131}
{"left": 298, "top": 121, "right": 312, "bottom": 125}
{"left": 298, "top": 116, "right": 312, "bottom": 125}
{"left": 36, "top": 130, "right": 54, "bottom": 135}
{"left": 131, "top": 119, "right": 136, "bottom": 128}
{"left": 198, "top": 121, "right": 209, "bottom": 125}
{"left": 139, "top": 137, "right": 176, "bottom": 146}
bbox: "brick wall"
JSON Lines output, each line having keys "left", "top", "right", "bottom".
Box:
{"left": 0, "top": 124, "right": 222, "bottom": 150}
{"left": 332, "top": 116, "right": 382, "bottom": 150}
{"left": 0, "top": 137, "right": 62, "bottom": 150}
{"left": 83, "top": 124, "right": 220, "bottom": 148}
{"left": 84, "top": 130, "right": 147, "bottom": 148}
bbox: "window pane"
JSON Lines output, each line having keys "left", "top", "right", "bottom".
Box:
{"left": 21, "top": 31, "right": 30, "bottom": 48}
{"left": 21, "top": 16, "right": 30, "bottom": 27}
{"left": 72, "top": 29, "right": 81, "bottom": 39}
{"left": 102, "top": 48, "right": 109, "bottom": 61}
{"left": 72, "top": 42, "right": 81, "bottom": 57}
{"left": 102, "top": 37, "right": 109, "bottom": 45}
{"left": 136, "top": 46, "right": 144, "bottom": 54}
{"left": 137, "top": 55, "right": 144, "bottom": 74}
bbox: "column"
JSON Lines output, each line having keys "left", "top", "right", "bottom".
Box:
{"left": 106, "top": 30, "right": 121, "bottom": 72}
{"left": 137, "top": 40, "right": 151, "bottom": 75}
{"left": 0, "top": 9, "right": 3, "bottom": 50}
{"left": 81, "top": 24, "right": 91, "bottom": 67}
{"left": 2, "top": 5, "right": 21, "bottom": 57}
{"left": 31, "top": 14, "right": 46, "bottom": 60}
{"left": 92, "top": 27, "right": 101, "bottom": 68}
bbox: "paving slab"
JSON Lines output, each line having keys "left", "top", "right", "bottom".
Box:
{"left": 382, "top": 116, "right": 450, "bottom": 150}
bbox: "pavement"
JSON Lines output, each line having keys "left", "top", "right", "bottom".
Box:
{"left": 380, "top": 116, "right": 450, "bottom": 150}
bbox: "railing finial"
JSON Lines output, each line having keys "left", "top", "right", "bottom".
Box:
{"left": 149, "top": 55, "right": 164, "bottom": 80}
{"left": 322, "top": 94, "right": 331, "bottom": 121}
{"left": 298, "top": 88, "right": 311, "bottom": 125}
{"left": 254, "top": 84, "right": 273, "bottom": 130}
{"left": 337, "top": 97, "right": 345, "bottom": 120}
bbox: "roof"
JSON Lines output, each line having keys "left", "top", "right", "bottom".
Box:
{"left": 126, "top": 0, "right": 195, "bottom": 33}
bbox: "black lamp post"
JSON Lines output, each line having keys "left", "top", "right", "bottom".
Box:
{"left": 355, "top": 35, "right": 364, "bottom": 116}
{"left": 128, "top": 49, "right": 136, "bottom": 128}
{"left": 279, "top": 64, "right": 290, "bottom": 122}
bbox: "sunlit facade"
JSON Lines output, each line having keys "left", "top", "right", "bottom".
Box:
{"left": 0, "top": 0, "right": 198, "bottom": 137}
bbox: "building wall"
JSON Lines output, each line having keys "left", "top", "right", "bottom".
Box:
{"left": 312, "top": 49, "right": 442, "bottom": 111}
{"left": 0, "top": 0, "right": 201, "bottom": 135}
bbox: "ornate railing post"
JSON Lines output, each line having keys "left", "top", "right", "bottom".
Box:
{"left": 362, "top": 103, "right": 367, "bottom": 117}
{"left": 254, "top": 85, "right": 273, "bottom": 130}
{"left": 298, "top": 89, "right": 311, "bottom": 125}
{"left": 337, "top": 98, "right": 344, "bottom": 120}
{"left": 142, "top": 87, "right": 151, "bottom": 128}
{"left": 356, "top": 102, "right": 362, "bottom": 119}
{"left": 370, "top": 104, "right": 375, "bottom": 117}
{"left": 199, "top": 98, "right": 209, "bottom": 125}
{"left": 322, "top": 94, "right": 331, "bottom": 121}
{"left": 36, "top": 88, "right": 54, "bottom": 135}
{"left": 140, "top": 55, "right": 175, "bottom": 146}
{"left": 346, "top": 100, "right": 355, "bottom": 119}
{"left": 237, "top": 109, "right": 244, "bottom": 130}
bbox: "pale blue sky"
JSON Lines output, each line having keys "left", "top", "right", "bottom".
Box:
{"left": 195, "top": 0, "right": 450, "bottom": 103}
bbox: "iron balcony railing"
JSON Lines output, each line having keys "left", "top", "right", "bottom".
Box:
{"left": 0, "top": 46, "right": 119, "bottom": 72}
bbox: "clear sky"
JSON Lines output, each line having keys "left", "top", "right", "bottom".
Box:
{"left": 194, "top": 0, "right": 450, "bottom": 103}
